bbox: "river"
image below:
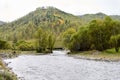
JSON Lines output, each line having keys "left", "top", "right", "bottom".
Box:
{"left": 4, "top": 50, "right": 120, "bottom": 80}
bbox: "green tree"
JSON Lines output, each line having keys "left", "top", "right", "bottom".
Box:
{"left": 110, "top": 34, "right": 120, "bottom": 52}
{"left": 0, "top": 40, "right": 10, "bottom": 49}
{"left": 47, "top": 32, "right": 56, "bottom": 53}
{"left": 62, "top": 28, "right": 76, "bottom": 48}
{"left": 16, "top": 40, "right": 35, "bottom": 51}
{"left": 69, "top": 27, "right": 91, "bottom": 51}
{"left": 88, "top": 17, "right": 115, "bottom": 51}
{"left": 36, "top": 28, "right": 48, "bottom": 53}
{"left": 68, "top": 16, "right": 120, "bottom": 52}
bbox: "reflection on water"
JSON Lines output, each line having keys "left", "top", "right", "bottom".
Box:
{"left": 4, "top": 50, "right": 120, "bottom": 80}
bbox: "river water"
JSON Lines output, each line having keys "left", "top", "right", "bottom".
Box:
{"left": 4, "top": 50, "right": 120, "bottom": 80}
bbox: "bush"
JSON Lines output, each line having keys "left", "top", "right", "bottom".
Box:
{"left": 110, "top": 34, "right": 120, "bottom": 52}
{"left": 16, "top": 40, "right": 35, "bottom": 51}
{"left": 0, "top": 40, "right": 11, "bottom": 49}
{"left": 0, "top": 72, "right": 17, "bottom": 80}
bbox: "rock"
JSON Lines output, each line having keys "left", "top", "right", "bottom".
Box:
{"left": 0, "top": 53, "right": 7, "bottom": 58}
{"left": 92, "top": 51, "right": 101, "bottom": 55}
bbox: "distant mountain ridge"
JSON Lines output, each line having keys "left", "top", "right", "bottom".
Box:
{"left": 0, "top": 21, "right": 5, "bottom": 25}
{"left": 79, "top": 12, "right": 120, "bottom": 23}
{"left": 110, "top": 15, "right": 120, "bottom": 20}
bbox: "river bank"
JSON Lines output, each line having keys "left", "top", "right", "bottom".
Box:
{"left": 0, "top": 50, "right": 53, "bottom": 80}
{"left": 1, "top": 49, "right": 120, "bottom": 80}
{"left": 4, "top": 50, "right": 120, "bottom": 80}
{"left": 0, "top": 58, "right": 17, "bottom": 80}
{"left": 69, "top": 49, "right": 120, "bottom": 62}
{"left": 0, "top": 50, "right": 19, "bottom": 80}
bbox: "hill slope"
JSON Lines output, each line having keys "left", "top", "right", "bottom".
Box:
{"left": 79, "top": 12, "right": 120, "bottom": 24}
{"left": 0, "top": 7, "right": 120, "bottom": 42}
{"left": 0, "top": 7, "right": 81, "bottom": 41}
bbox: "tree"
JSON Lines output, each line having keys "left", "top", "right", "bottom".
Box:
{"left": 15, "top": 40, "right": 35, "bottom": 51}
{"left": 88, "top": 19, "right": 105, "bottom": 50}
{"left": 36, "top": 28, "right": 47, "bottom": 52}
{"left": 47, "top": 32, "right": 56, "bottom": 53}
{"left": 0, "top": 40, "right": 10, "bottom": 49}
{"left": 69, "top": 27, "right": 91, "bottom": 51}
{"left": 62, "top": 28, "right": 76, "bottom": 48}
{"left": 36, "top": 28, "right": 56, "bottom": 53}
{"left": 88, "top": 17, "right": 116, "bottom": 51}
{"left": 68, "top": 16, "right": 120, "bottom": 52}
{"left": 110, "top": 34, "right": 120, "bottom": 52}
{"left": 25, "top": 21, "right": 36, "bottom": 39}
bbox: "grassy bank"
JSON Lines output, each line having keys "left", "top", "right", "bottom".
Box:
{"left": 0, "top": 58, "right": 17, "bottom": 80}
{"left": 0, "top": 50, "right": 20, "bottom": 58}
{"left": 0, "top": 71, "right": 17, "bottom": 80}
{"left": 70, "top": 48, "right": 120, "bottom": 61}
{"left": 0, "top": 50, "right": 19, "bottom": 80}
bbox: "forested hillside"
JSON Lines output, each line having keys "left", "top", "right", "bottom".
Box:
{"left": 0, "top": 7, "right": 81, "bottom": 41}
{"left": 0, "top": 7, "right": 120, "bottom": 41}
{"left": 0, "top": 6, "right": 120, "bottom": 51}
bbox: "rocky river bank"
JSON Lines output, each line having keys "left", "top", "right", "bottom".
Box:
{"left": 0, "top": 50, "right": 18, "bottom": 80}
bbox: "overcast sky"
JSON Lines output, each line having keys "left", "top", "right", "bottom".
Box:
{"left": 0, "top": 0, "right": 120, "bottom": 22}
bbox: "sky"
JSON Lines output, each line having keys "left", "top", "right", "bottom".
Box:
{"left": 0, "top": 0, "right": 120, "bottom": 22}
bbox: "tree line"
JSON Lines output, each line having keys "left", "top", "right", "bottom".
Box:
{"left": 0, "top": 16, "right": 120, "bottom": 53}
{"left": 63, "top": 16, "right": 120, "bottom": 52}
{"left": 36, "top": 28, "right": 56, "bottom": 53}
{"left": 0, "top": 28, "right": 56, "bottom": 53}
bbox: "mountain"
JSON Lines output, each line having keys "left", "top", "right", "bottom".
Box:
{"left": 110, "top": 15, "right": 120, "bottom": 20}
{"left": 8, "top": 7, "right": 80, "bottom": 28}
{"left": 0, "top": 21, "right": 5, "bottom": 25}
{"left": 79, "top": 12, "right": 120, "bottom": 24}
{"left": 79, "top": 12, "right": 106, "bottom": 23}
{"left": 0, "top": 7, "right": 81, "bottom": 41}
{"left": 0, "top": 7, "right": 120, "bottom": 42}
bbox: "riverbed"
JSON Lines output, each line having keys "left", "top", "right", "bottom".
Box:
{"left": 4, "top": 50, "right": 120, "bottom": 80}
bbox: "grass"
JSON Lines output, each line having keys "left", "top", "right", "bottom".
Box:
{"left": 104, "top": 48, "right": 120, "bottom": 54}
{"left": 70, "top": 48, "right": 120, "bottom": 61}
{"left": 0, "top": 50, "right": 19, "bottom": 80}
{"left": 0, "top": 49, "right": 20, "bottom": 58}
{"left": 0, "top": 71, "right": 17, "bottom": 80}
{"left": 0, "top": 58, "right": 17, "bottom": 80}
{"left": 0, "top": 50, "right": 21, "bottom": 54}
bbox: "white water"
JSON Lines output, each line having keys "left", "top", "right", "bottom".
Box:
{"left": 4, "top": 50, "right": 120, "bottom": 80}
